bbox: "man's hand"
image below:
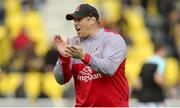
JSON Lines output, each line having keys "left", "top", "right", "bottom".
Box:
{"left": 65, "top": 38, "right": 85, "bottom": 60}
{"left": 54, "top": 35, "right": 71, "bottom": 57}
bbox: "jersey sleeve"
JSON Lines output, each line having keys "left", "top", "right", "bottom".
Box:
{"left": 54, "top": 37, "right": 77, "bottom": 84}
{"left": 82, "top": 35, "right": 127, "bottom": 76}
{"left": 54, "top": 56, "right": 72, "bottom": 84}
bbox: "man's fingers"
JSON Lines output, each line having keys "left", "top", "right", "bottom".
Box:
{"left": 55, "top": 42, "right": 61, "bottom": 48}
{"left": 54, "top": 35, "right": 57, "bottom": 41}
{"left": 65, "top": 49, "right": 74, "bottom": 56}
{"left": 67, "top": 46, "right": 76, "bottom": 53}
{"left": 71, "top": 46, "right": 78, "bottom": 50}
{"left": 64, "top": 52, "right": 72, "bottom": 57}
{"left": 54, "top": 36, "right": 59, "bottom": 47}
{"left": 54, "top": 35, "right": 61, "bottom": 45}
{"left": 72, "top": 46, "right": 83, "bottom": 52}
{"left": 54, "top": 43, "right": 62, "bottom": 51}
{"left": 54, "top": 36, "right": 64, "bottom": 47}
{"left": 54, "top": 34, "right": 65, "bottom": 43}
{"left": 57, "top": 35, "right": 65, "bottom": 43}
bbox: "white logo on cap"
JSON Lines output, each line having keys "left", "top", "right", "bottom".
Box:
{"left": 75, "top": 5, "right": 81, "bottom": 12}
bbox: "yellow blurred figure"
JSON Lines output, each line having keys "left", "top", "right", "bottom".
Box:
{"left": 42, "top": 72, "right": 64, "bottom": 101}
{"left": 101, "top": 0, "right": 121, "bottom": 24}
{"left": 83, "top": 0, "right": 98, "bottom": 4}
{"left": 7, "top": 72, "right": 22, "bottom": 96}
{"left": 4, "top": 0, "right": 21, "bottom": 17}
{"left": 123, "top": 5, "right": 154, "bottom": 87}
{"left": 133, "top": 47, "right": 153, "bottom": 62}
{"left": 0, "top": 72, "right": 22, "bottom": 96}
{"left": 0, "top": 26, "right": 5, "bottom": 40}
{"left": 24, "top": 10, "right": 49, "bottom": 57}
{"left": 0, "top": 72, "right": 9, "bottom": 96}
{"left": 5, "top": 13, "right": 24, "bottom": 38}
{"left": 165, "top": 57, "right": 179, "bottom": 87}
{"left": 4, "top": 0, "right": 23, "bottom": 39}
{"left": 130, "top": 29, "right": 152, "bottom": 47}
{"left": 125, "top": 9, "right": 146, "bottom": 35}
{"left": 0, "top": 26, "right": 13, "bottom": 66}
{"left": 24, "top": 72, "right": 41, "bottom": 101}
{"left": 146, "top": 0, "right": 158, "bottom": 16}
{"left": 125, "top": 58, "right": 142, "bottom": 86}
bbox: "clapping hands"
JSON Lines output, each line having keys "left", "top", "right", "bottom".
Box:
{"left": 66, "top": 38, "right": 85, "bottom": 60}
{"left": 54, "top": 35, "right": 71, "bottom": 57}
{"left": 54, "top": 35, "right": 85, "bottom": 59}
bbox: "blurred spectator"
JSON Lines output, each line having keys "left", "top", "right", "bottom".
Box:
{"left": 162, "top": 9, "right": 179, "bottom": 61}
{"left": 13, "top": 27, "right": 34, "bottom": 52}
{"left": 0, "top": 2, "right": 5, "bottom": 25}
{"left": 174, "top": 20, "right": 180, "bottom": 62}
{"left": 8, "top": 27, "right": 35, "bottom": 72}
{"left": 23, "top": 50, "right": 43, "bottom": 72}
{"left": 133, "top": 42, "right": 167, "bottom": 107}
{"left": 21, "top": 0, "right": 46, "bottom": 11}
{"left": 116, "top": 7, "right": 132, "bottom": 47}
{"left": 141, "top": 0, "right": 179, "bottom": 60}
{"left": 15, "top": 77, "right": 26, "bottom": 98}
{"left": 0, "top": 66, "right": 2, "bottom": 78}
{"left": 43, "top": 46, "right": 59, "bottom": 72}
{"left": 143, "top": 0, "right": 164, "bottom": 42}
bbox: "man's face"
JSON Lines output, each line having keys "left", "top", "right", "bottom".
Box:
{"left": 74, "top": 17, "right": 93, "bottom": 38}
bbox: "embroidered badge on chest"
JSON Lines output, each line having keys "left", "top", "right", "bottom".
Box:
{"left": 92, "top": 45, "right": 101, "bottom": 55}
{"left": 77, "top": 66, "right": 102, "bottom": 82}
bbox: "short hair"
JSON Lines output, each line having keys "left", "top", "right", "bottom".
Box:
{"left": 153, "top": 42, "right": 165, "bottom": 52}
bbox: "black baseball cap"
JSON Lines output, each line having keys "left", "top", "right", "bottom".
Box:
{"left": 66, "top": 4, "right": 99, "bottom": 21}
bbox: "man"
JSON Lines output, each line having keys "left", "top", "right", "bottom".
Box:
{"left": 134, "top": 42, "right": 167, "bottom": 107}
{"left": 53, "top": 4, "right": 128, "bottom": 107}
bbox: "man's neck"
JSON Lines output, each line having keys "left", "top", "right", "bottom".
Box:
{"left": 88, "top": 25, "right": 101, "bottom": 38}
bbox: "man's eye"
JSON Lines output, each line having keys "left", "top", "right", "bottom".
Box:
{"left": 87, "top": 17, "right": 91, "bottom": 21}
{"left": 74, "top": 18, "right": 82, "bottom": 22}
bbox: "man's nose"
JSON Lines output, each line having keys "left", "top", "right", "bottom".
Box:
{"left": 74, "top": 21, "right": 78, "bottom": 26}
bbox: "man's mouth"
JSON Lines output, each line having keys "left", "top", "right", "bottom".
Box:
{"left": 76, "top": 28, "right": 80, "bottom": 32}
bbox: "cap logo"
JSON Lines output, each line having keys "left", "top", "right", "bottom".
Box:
{"left": 75, "top": 5, "right": 81, "bottom": 12}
